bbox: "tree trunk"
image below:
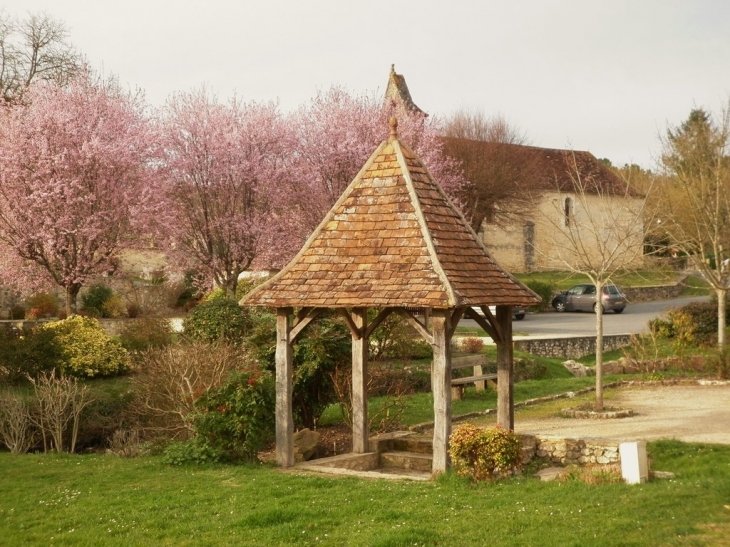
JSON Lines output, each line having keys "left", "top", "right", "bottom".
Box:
{"left": 65, "top": 284, "right": 81, "bottom": 316}
{"left": 594, "top": 282, "right": 605, "bottom": 412}
{"left": 718, "top": 288, "right": 727, "bottom": 352}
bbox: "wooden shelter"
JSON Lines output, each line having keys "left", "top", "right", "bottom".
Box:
{"left": 240, "top": 118, "right": 540, "bottom": 474}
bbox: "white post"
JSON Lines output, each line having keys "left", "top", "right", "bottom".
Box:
{"left": 620, "top": 441, "right": 649, "bottom": 484}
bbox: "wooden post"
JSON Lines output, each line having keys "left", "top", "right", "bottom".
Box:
{"left": 275, "top": 307, "right": 294, "bottom": 467}
{"left": 496, "top": 305, "right": 514, "bottom": 430}
{"left": 431, "top": 309, "right": 452, "bottom": 474}
{"left": 351, "top": 307, "right": 368, "bottom": 453}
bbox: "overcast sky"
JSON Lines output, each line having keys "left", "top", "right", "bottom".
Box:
{"left": 5, "top": 0, "right": 730, "bottom": 169}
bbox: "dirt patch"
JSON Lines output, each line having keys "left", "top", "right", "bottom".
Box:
{"left": 514, "top": 384, "right": 730, "bottom": 444}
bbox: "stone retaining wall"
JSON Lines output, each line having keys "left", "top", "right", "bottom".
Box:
{"left": 521, "top": 435, "right": 621, "bottom": 466}
{"left": 514, "top": 334, "right": 632, "bottom": 359}
{"left": 622, "top": 276, "right": 688, "bottom": 303}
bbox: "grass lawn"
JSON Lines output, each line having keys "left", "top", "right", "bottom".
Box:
{"left": 514, "top": 269, "right": 682, "bottom": 291}
{"left": 1, "top": 440, "right": 729, "bottom": 546}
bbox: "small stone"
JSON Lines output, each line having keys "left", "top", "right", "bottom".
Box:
{"left": 534, "top": 467, "right": 565, "bottom": 482}
{"left": 652, "top": 471, "right": 676, "bottom": 480}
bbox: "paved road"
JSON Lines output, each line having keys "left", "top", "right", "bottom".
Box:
{"left": 459, "top": 295, "right": 711, "bottom": 337}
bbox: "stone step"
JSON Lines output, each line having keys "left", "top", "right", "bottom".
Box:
{"left": 390, "top": 437, "right": 433, "bottom": 454}
{"left": 380, "top": 450, "right": 433, "bottom": 473}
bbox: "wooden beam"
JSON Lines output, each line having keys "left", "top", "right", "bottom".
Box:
{"left": 351, "top": 308, "right": 368, "bottom": 453}
{"left": 275, "top": 308, "right": 294, "bottom": 467}
{"left": 394, "top": 307, "right": 434, "bottom": 346}
{"left": 448, "top": 307, "right": 466, "bottom": 339}
{"left": 495, "top": 305, "right": 514, "bottom": 430}
{"left": 337, "top": 308, "right": 363, "bottom": 339}
{"left": 364, "top": 308, "right": 394, "bottom": 339}
{"left": 431, "top": 309, "right": 451, "bottom": 475}
{"left": 481, "top": 306, "right": 505, "bottom": 344}
{"left": 463, "top": 307, "right": 498, "bottom": 341}
{"left": 290, "top": 308, "right": 325, "bottom": 343}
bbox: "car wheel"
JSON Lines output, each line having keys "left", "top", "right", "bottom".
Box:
{"left": 592, "top": 303, "right": 604, "bottom": 313}
{"left": 514, "top": 313, "right": 525, "bottom": 320}
{"left": 554, "top": 301, "right": 566, "bottom": 312}
{"left": 614, "top": 308, "right": 624, "bottom": 314}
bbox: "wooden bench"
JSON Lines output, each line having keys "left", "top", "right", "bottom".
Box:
{"left": 450, "top": 355, "right": 497, "bottom": 401}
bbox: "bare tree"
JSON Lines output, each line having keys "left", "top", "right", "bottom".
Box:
{"left": 535, "top": 152, "right": 651, "bottom": 411}
{"left": 659, "top": 106, "right": 730, "bottom": 351}
{"left": 442, "top": 110, "right": 542, "bottom": 229}
{"left": 0, "top": 11, "right": 80, "bottom": 103}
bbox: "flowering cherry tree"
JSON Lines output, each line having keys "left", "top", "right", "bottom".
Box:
{"left": 0, "top": 71, "right": 154, "bottom": 314}
{"left": 158, "top": 88, "right": 292, "bottom": 297}
{"left": 286, "top": 87, "right": 466, "bottom": 237}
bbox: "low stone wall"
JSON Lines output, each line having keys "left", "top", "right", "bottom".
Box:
{"left": 514, "top": 334, "right": 632, "bottom": 359}
{"left": 622, "top": 276, "right": 688, "bottom": 303}
{"left": 521, "top": 434, "right": 620, "bottom": 466}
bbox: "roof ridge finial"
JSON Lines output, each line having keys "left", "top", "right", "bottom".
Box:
{"left": 390, "top": 63, "right": 395, "bottom": 75}
{"left": 388, "top": 116, "right": 398, "bottom": 142}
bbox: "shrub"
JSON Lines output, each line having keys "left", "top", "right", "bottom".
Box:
{"left": 25, "top": 292, "right": 59, "bottom": 318}
{"left": 43, "top": 316, "right": 130, "bottom": 378}
{"left": 369, "top": 312, "right": 431, "bottom": 361}
{"left": 162, "top": 438, "right": 223, "bottom": 465}
{"left": 0, "top": 391, "right": 37, "bottom": 453}
{"left": 449, "top": 424, "right": 522, "bottom": 482}
{"left": 183, "top": 299, "right": 249, "bottom": 343}
{"left": 651, "top": 300, "right": 730, "bottom": 348}
{"left": 246, "top": 311, "right": 351, "bottom": 429}
{"left": 118, "top": 318, "right": 174, "bottom": 353}
{"left": 28, "top": 371, "right": 94, "bottom": 453}
{"left": 460, "top": 337, "right": 484, "bottom": 354}
{"left": 525, "top": 281, "right": 554, "bottom": 312}
{"left": 0, "top": 323, "right": 63, "bottom": 382}
{"left": 102, "top": 295, "right": 127, "bottom": 318}
{"left": 81, "top": 283, "right": 114, "bottom": 317}
{"left": 191, "top": 369, "right": 275, "bottom": 461}
{"left": 131, "top": 341, "right": 246, "bottom": 439}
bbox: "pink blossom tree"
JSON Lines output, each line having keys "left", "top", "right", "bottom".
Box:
{"left": 286, "top": 87, "right": 465, "bottom": 236}
{"left": 157, "top": 88, "right": 292, "bottom": 297}
{"left": 0, "top": 70, "right": 155, "bottom": 314}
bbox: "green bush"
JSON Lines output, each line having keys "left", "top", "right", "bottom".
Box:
{"left": 183, "top": 299, "right": 249, "bottom": 343}
{"left": 650, "top": 300, "right": 729, "bottom": 347}
{"left": 162, "top": 438, "right": 223, "bottom": 465}
{"left": 525, "top": 281, "right": 554, "bottom": 312}
{"left": 82, "top": 284, "right": 115, "bottom": 317}
{"left": 118, "top": 318, "right": 174, "bottom": 352}
{"left": 0, "top": 324, "right": 63, "bottom": 382}
{"left": 368, "top": 312, "right": 432, "bottom": 361}
{"left": 246, "top": 311, "right": 351, "bottom": 429}
{"left": 191, "top": 369, "right": 275, "bottom": 462}
{"left": 449, "top": 424, "right": 522, "bottom": 482}
{"left": 43, "top": 316, "right": 130, "bottom": 378}
{"left": 25, "top": 292, "right": 59, "bottom": 318}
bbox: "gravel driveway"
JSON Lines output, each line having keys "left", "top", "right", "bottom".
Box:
{"left": 513, "top": 384, "right": 730, "bottom": 445}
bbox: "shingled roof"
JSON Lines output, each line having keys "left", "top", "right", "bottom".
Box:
{"left": 441, "top": 138, "right": 643, "bottom": 197}
{"left": 242, "top": 119, "right": 540, "bottom": 310}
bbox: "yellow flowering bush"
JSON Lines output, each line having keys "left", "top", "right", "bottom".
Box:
{"left": 449, "top": 423, "right": 522, "bottom": 482}
{"left": 43, "top": 316, "right": 130, "bottom": 378}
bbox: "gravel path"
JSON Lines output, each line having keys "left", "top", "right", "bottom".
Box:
{"left": 513, "top": 384, "right": 730, "bottom": 445}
